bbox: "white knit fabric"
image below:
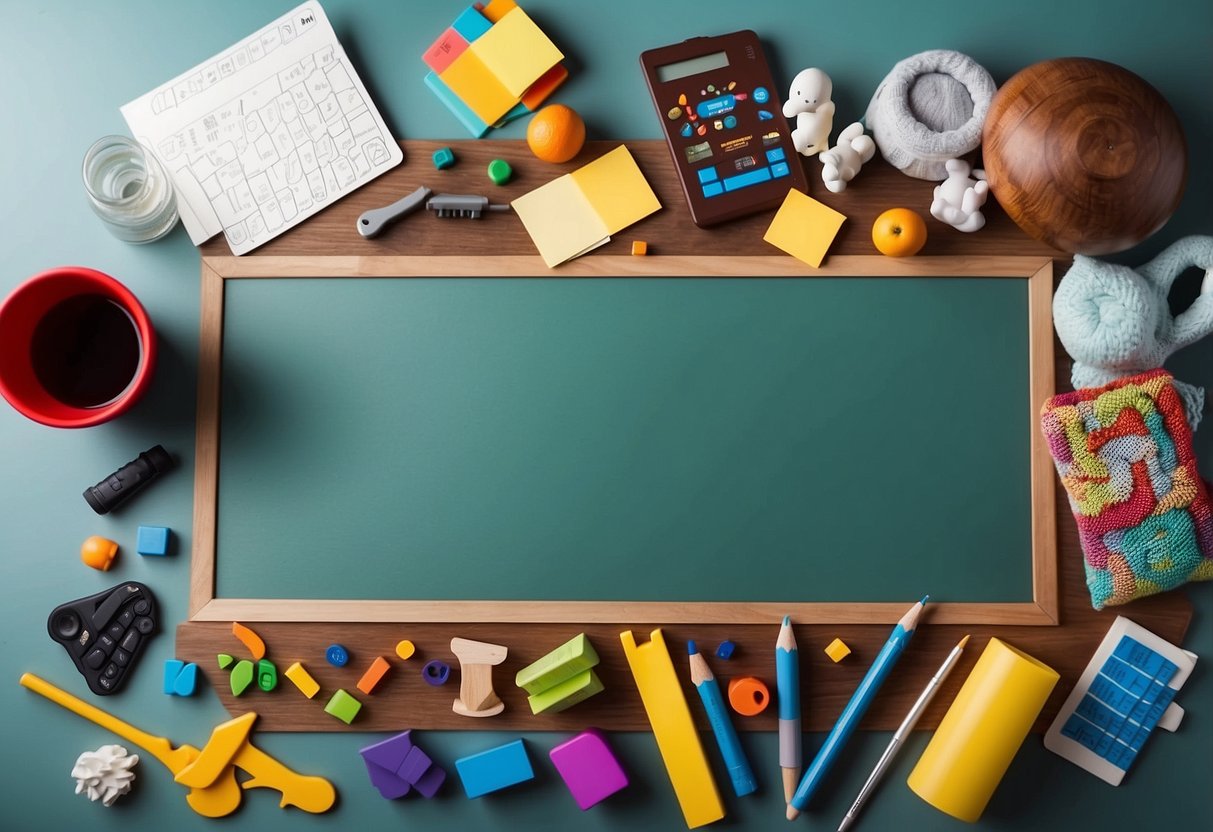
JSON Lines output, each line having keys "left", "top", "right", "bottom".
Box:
{"left": 864, "top": 50, "right": 995, "bottom": 180}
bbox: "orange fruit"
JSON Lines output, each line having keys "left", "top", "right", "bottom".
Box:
{"left": 872, "top": 208, "right": 928, "bottom": 256}
{"left": 526, "top": 105, "right": 586, "bottom": 163}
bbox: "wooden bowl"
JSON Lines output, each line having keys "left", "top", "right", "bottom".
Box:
{"left": 982, "top": 57, "right": 1186, "bottom": 255}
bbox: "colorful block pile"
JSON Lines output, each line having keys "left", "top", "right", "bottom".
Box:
{"left": 423, "top": 0, "right": 567, "bottom": 136}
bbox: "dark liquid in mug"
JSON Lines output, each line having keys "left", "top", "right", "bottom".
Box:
{"left": 30, "top": 295, "right": 140, "bottom": 408}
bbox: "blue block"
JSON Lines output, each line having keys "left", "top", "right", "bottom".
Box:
{"left": 715, "top": 639, "right": 736, "bottom": 660}
{"left": 432, "top": 147, "right": 457, "bottom": 170}
{"left": 163, "top": 660, "right": 184, "bottom": 695}
{"left": 164, "top": 660, "right": 198, "bottom": 696}
{"left": 451, "top": 6, "right": 492, "bottom": 42}
{"left": 137, "top": 525, "right": 171, "bottom": 556}
{"left": 456, "top": 739, "right": 534, "bottom": 798}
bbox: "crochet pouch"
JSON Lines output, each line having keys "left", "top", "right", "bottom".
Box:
{"left": 1040, "top": 369, "right": 1213, "bottom": 609}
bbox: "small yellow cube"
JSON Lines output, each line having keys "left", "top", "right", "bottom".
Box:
{"left": 631, "top": 240, "right": 648, "bottom": 256}
{"left": 824, "top": 638, "right": 851, "bottom": 663}
{"left": 285, "top": 661, "right": 320, "bottom": 699}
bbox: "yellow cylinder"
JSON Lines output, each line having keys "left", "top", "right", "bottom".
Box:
{"left": 907, "top": 638, "right": 1059, "bottom": 823}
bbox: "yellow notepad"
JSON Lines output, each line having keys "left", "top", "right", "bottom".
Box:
{"left": 763, "top": 189, "right": 847, "bottom": 268}
{"left": 469, "top": 7, "right": 563, "bottom": 97}
{"left": 512, "top": 146, "right": 661, "bottom": 268}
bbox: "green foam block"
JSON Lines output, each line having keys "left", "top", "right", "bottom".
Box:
{"left": 217, "top": 653, "right": 234, "bottom": 670}
{"left": 515, "top": 633, "right": 600, "bottom": 695}
{"left": 324, "top": 689, "right": 362, "bottom": 724}
{"left": 230, "top": 659, "right": 254, "bottom": 696}
{"left": 527, "top": 669, "right": 604, "bottom": 715}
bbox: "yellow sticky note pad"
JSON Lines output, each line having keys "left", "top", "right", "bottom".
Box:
{"left": 439, "top": 49, "right": 517, "bottom": 123}
{"left": 570, "top": 145, "right": 663, "bottom": 235}
{"left": 469, "top": 7, "right": 563, "bottom": 97}
{"left": 763, "top": 189, "right": 847, "bottom": 268}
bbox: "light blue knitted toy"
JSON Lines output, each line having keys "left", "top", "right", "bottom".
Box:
{"left": 1053, "top": 236, "right": 1213, "bottom": 429}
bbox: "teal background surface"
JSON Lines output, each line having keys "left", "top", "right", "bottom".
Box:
{"left": 1, "top": 1, "right": 1210, "bottom": 830}
{"left": 217, "top": 277, "right": 1030, "bottom": 603}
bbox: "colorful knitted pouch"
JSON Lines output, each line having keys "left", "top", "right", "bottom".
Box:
{"left": 1040, "top": 369, "right": 1213, "bottom": 609}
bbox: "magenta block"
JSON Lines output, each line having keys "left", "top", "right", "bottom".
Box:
{"left": 549, "top": 730, "right": 628, "bottom": 810}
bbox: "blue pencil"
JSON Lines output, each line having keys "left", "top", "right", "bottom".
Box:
{"left": 777, "top": 615, "right": 801, "bottom": 803}
{"left": 688, "top": 640, "right": 757, "bottom": 797}
{"left": 786, "top": 597, "right": 928, "bottom": 821}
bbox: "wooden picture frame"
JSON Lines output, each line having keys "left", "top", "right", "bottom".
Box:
{"left": 190, "top": 252, "right": 1057, "bottom": 627}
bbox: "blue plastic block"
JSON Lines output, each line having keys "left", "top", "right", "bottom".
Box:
{"left": 433, "top": 147, "right": 457, "bottom": 170}
{"left": 451, "top": 6, "right": 492, "bottom": 42}
{"left": 163, "top": 659, "right": 184, "bottom": 694}
{"left": 715, "top": 639, "right": 737, "bottom": 660}
{"left": 456, "top": 739, "right": 535, "bottom": 798}
{"left": 136, "top": 525, "right": 171, "bottom": 556}
{"left": 326, "top": 644, "right": 350, "bottom": 667}
{"left": 164, "top": 660, "right": 198, "bottom": 696}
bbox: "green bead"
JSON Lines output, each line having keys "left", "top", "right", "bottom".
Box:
{"left": 487, "top": 158, "right": 513, "bottom": 185}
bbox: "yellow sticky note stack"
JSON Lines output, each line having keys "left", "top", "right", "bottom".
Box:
{"left": 439, "top": 50, "right": 517, "bottom": 123}
{"left": 763, "top": 189, "right": 847, "bottom": 268}
{"left": 512, "top": 146, "right": 662, "bottom": 267}
{"left": 469, "top": 7, "right": 563, "bottom": 97}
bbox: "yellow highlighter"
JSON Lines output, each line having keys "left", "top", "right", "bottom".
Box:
{"left": 621, "top": 629, "right": 725, "bottom": 829}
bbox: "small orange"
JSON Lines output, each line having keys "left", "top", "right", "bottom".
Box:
{"left": 526, "top": 104, "right": 586, "bottom": 163}
{"left": 872, "top": 208, "right": 928, "bottom": 257}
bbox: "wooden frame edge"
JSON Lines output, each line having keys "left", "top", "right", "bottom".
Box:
{"left": 192, "top": 254, "right": 1058, "bottom": 625}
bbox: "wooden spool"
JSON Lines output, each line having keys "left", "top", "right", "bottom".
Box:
{"left": 982, "top": 57, "right": 1187, "bottom": 255}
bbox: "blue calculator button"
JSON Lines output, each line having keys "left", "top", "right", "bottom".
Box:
{"left": 723, "top": 166, "right": 772, "bottom": 192}
{"left": 723, "top": 115, "right": 737, "bottom": 129}
{"left": 679, "top": 122, "right": 693, "bottom": 138}
{"left": 765, "top": 147, "right": 786, "bottom": 163}
{"left": 770, "top": 162, "right": 790, "bottom": 178}
{"left": 697, "top": 166, "right": 719, "bottom": 184}
{"left": 753, "top": 86, "right": 769, "bottom": 104}
{"left": 757, "top": 109, "right": 774, "bottom": 121}
{"left": 696, "top": 94, "right": 736, "bottom": 119}
{"left": 702, "top": 181, "right": 724, "bottom": 198}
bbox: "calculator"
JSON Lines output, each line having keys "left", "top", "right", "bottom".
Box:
{"left": 1043, "top": 616, "right": 1196, "bottom": 785}
{"left": 47, "top": 582, "right": 158, "bottom": 695}
{"left": 641, "top": 31, "right": 808, "bottom": 227}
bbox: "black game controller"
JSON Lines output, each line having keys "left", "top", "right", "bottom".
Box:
{"left": 48, "top": 582, "right": 157, "bottom": 695}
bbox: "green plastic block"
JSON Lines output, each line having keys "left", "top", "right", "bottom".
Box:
{"left": 257, "top": 659, "right": 278, "bottom": 692}
{"left": 527, "top": 669, "right": 605, "bottom": 715}
{"left": 487, "top": 158, "right": 512, "bottom": 185}
{"left": 217, "top": 653, "right": 234, "bottom": 670}
{"left": 515, "top": 633, "right": 600, "bottom": 695}
{"left": 230, "top": 659, "right": 254, "bottom": 696}
{"left": 324, "top": 689, "right": 362, "bottom": 724}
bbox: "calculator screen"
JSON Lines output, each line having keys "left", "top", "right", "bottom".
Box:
{"left": 656, "top": 50, "right": 729, "bottom": 82}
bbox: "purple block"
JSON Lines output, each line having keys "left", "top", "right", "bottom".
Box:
{"left": 360, "top": 730, "right": 413, "bottom": 773}
{"left": 549, "top": 730, "right": 628, "bottom": 810}
{"left": 399, "top": 745, "right": 433, "bottom": 784}
{"left": 412, "top": 763, "right": 447, "bottom": 798}
{"left": 364, "top": 758, "right": 411, "bottom": 799}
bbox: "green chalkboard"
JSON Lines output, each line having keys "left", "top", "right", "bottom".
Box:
{"left": 215, "top": 277, "right": 1032, "bottom": 603}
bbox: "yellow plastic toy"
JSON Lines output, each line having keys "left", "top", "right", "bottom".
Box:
{"left": 80, "top": 536, "right": 118, "bottom": 571}
{"left": 19, "top": 673, "right": 336, "bottom": 817}
{"left": 906, "top": 638, "right": 1059, "bottom": 822}
{"left": 824, "top": 638, "right": 852, "bottom": 663}
{"left": 620, "top": 629, "right": 724, "bottom": 829}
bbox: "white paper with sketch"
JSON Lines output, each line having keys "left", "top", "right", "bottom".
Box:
{"left": 121, "top": 2, "right": 401, "bottom": 254}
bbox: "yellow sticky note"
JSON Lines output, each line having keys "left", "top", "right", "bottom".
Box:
{"left": 469, "top": 7, "right": 563, "bottom": 97}
{"left": 570, "top": 145, "right": 662, "bottom": 235}
{"left": 511, "top": 174, "right": 610, "bottom": 268}
{"left": 763, "top": 189, "right": 847, "bottom": 268}
{"left": 439, "top": 49, "right": 517, "bottom": 123}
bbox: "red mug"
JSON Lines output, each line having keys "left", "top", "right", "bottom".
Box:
{"left": 0, "top": 267, "right": 157, "bottom": 428}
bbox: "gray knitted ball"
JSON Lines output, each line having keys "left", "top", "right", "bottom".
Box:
{"left": 865, "top": 50, "right": 996, "bottom": 180}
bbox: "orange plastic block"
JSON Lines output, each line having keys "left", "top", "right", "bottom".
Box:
{"left": 631, "top": 241, "right": 648, "bottom": 256}
{"left": 231, "top": 622, "right": 267, "bottom": 661}
{"left": 357, "top": 656, "right": 392, "bottom": 695}
{"left": 479, "top": 0, "right": 518, "bottom": 23}
{"left": 727, "top": 676, "right": 770, "bottom": 716}
{"left": 80, "top": 536, "right": 118, "bottom": 571}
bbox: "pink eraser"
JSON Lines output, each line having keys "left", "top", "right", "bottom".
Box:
{"left": 549, "top": 730, "right": 628, "bottom": 810}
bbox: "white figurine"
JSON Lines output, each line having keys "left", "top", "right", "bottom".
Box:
{"left": 819, "top": 122, "right": 875, "bottom": 193}
{"left": 930, "top": 158, "right": 989, "bottom": 232}
{"left": 72, "top": 744, "right": 139, "bottom": 807}
{"left": 782, "top": 68, "right": 835, "bottom": 157}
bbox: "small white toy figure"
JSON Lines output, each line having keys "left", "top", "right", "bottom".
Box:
{"left": 930, "top": 158, "right": 989, "bottom": 232}
{"left": 782, "top": 68, "right": 835, "bottom": 157}
{"left": 819, "top": 122, "right": 875, "bottom": 193}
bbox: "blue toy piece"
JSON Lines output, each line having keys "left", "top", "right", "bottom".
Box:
{"left": 1054, "top": 235, "right": 1213, "bottom": 429}
{"left": 455, "top": 739, "right": 535, "bottom": 798}
{"left": 433, "top": 147, "right": 457, "bottom": 170}
{"left": 716, "top": 640, "right": 737, "bottom": 660}
{"left": 451, "top": 6, "right": 492, "bottom": 41}
{"left": 326, "top": 644, "right": 350, "bottom": 667}
{"left": 136, "top": 525, "right": 171, "bottom": 556}
{"left": 422, "top": 659, "right": 451, "bottom": 686}
{"left": 164, "top": 659, "right": 198, "bottom": 695}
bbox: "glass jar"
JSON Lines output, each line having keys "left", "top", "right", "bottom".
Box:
{"left": 82, "top": 135, "right": 179, "bottom": 243}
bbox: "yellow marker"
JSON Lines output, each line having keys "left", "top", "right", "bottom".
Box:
{"left": 284, "top": 661, "right": 320, "bottom": 699}
{"left": 620, "top": 629, "right": 724, "bottom": 829}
